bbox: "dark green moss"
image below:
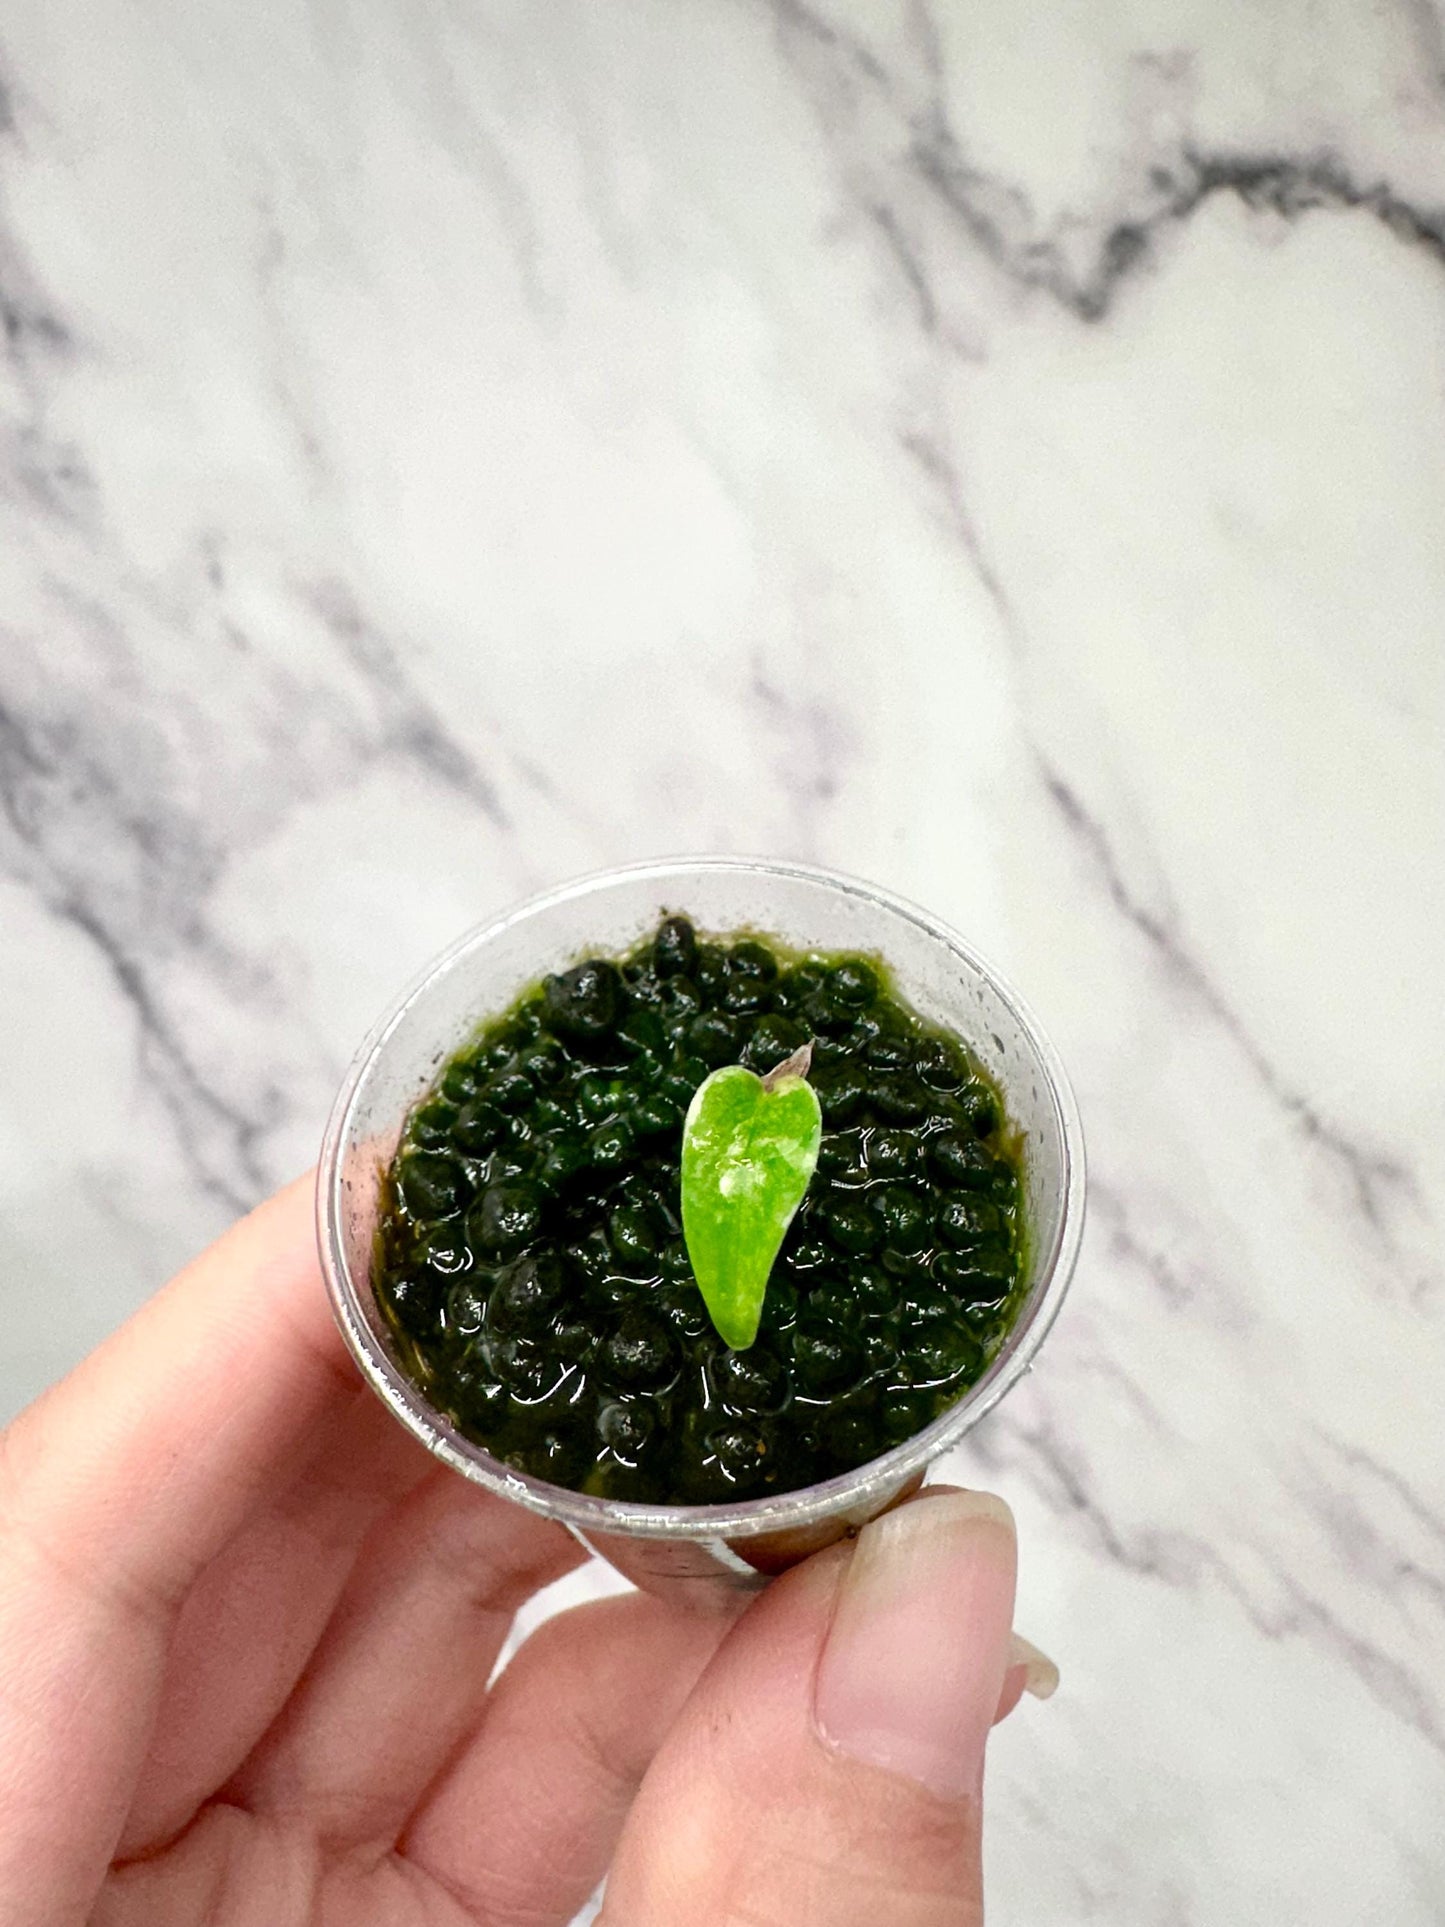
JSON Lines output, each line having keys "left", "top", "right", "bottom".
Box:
{"left": 373, "top": 915, "right": 1028, "bottom": 1505}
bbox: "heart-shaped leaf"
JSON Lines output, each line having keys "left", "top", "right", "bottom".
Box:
{"left": 681, "top": 1044, "right": 822, "bottom": 1351}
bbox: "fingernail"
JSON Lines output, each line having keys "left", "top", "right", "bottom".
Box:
{"left": 814, "top": 1491, "right": 1018, "bottom": 1800}
{"left": 1009, "top": 1632, "right": 1060, "bottom": 1700}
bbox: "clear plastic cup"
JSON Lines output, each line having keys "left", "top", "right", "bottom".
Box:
{"left": 317, "top": 858, "right": 1085, "bottom": 1607}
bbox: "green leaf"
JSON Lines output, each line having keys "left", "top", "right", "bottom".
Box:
{"left": 681, "top": 1044, "right": 822, "bottom": 1351}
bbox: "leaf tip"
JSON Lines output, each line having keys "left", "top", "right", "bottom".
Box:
{"left": 760, "top": 1038, "right": 814, "bottom": 1091}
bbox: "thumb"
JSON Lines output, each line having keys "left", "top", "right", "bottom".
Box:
{"left": 601, "top": 1489, "right": 1027, "bottom": 1927}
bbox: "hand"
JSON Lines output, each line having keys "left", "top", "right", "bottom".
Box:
{"left": 0, "top": 1177, "right": 1054, "bottom": 1927}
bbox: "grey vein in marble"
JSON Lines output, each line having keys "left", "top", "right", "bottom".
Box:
{"left": 1039, "top": 759, "right": 1420, "bottom": 1238}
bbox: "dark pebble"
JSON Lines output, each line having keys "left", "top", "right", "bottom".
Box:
{"left": 880, "top": 1388, "right": 935, "bottom": 1443}
{"left": 470, "top": 1182, "right": 544, "bottom": 1255}
{"left": 598, "top": 1399, "right": 656, "bottom": 1462}
{"left": 821, "top": 1406, "right": 878, "bottom": 1465}
{"left": 442, "top": 1366, "right": 509, "bottom": 1430}
{"left": 453, "top": 1099, "right": 505, "bottom": 1156}
{"left": 929, "top": 1129, "right": 1001, "bottom": 1191}
{"left": 440, "top": 1057, "right": 484, "bottom": 1105}
{"left": 409, "top": 1096, "right": 460, "bottom": 1147}
{"left": 804, "top": 1273, "right": 868, "bottom": 1330}
{"left": 903, "top": 1327, "right": 983, "bottom": 1384}
{"left": 823, "top": 1196, "right": 879, "bottom": 1256}
{"left": 783, "top": 1236, "right": 832, "bottom": 1277}
{"left": 610, "top": 1204, "right": 661, "bottom": 1269}
{"left": 601, "top": 1312, "right": 677, "bottom": 1391}
{"left": 486, "top": 1068, "right": 534, "bottom": 1114}
{"left": 511, "top": 1429, "right": 589, "bottom": 1485}
{"left": 657, "top": 1241, "right": 695, "bottom": 1283}
{"left": 484, "top": 1332, "right": 558, "bottom": 1400}
{"left": 958, "top": 1081, "right": 1000, "bottom": 1136}
{"left": 913, "top": 1036, "right": 966, "bottom": 1091}
{"left": 706, "top": 1422, "right": 769, "bottom": 1488}
{"left": 813, "top": 1066, "right": 867, "bottom": 1126}
{"left": 847, "top": 1264, "right": 898, "bottom": 1318}
{"left": 661, "top": 976, "right": 704, "bottom": 1023}
{"left": 728, "top": 939, "right": 778, "bottom": 982}
{"left": 711, "top": 1345, "right": 792, "bottom": 1415}
{"left": 817, "top": 1128, "right": 867, "bottom": 1181}
{"left": 654, "top": 915, "right": 698, "bottom": 977}
{"left": 576, "top": 1073, "right": 631, "bottom": 1124}
{"left": 446, "top": 1274, "right": 489, "bottom": 1338}
{"left": 617, "top": 1007, "right": 666, "bottom": 1059}
{"left": 653, "top": 1280, "right": 710, "bottom": 1336}
{"left": 864, "top": 1031, "right": 914, "bottom": 1072}
{"left": 693, "top": 944, "right": 730, "bottom": 1004}
{"left": 517, "top": 1039, "right": 567, "bottom": 1087}
{"left": 860, "top": 1328, "right": 900, "bottom": 1374}
{"left": 872, "top": 1184, "right": 929, "bottom": 1254}
{"left": 534, "top": 1135, "right": 589, "bottom": 1193}
{"left": 800, "top": 988, "right": 853, "bottom": 1037}
{"left": 632, "top": 1093, "right": 680, "bottom": 1138}
{"left": 555, "top": 1318, "right": 599, "bottom": 1368}
{"left": 722, "top": 974, "right": 774, "bottom": 1016}
{"left": 870, "top": 1071, "right": 929, "bottom": 1123}
{"left": 828, "top": 956, "right": 879, "bottom": 1006}
{"left": 879, "top": 1244, "right": 933, "bottom": 1281}
{"left": 490, "top": 1252, "right": 567, "bottom": 1331}
{"left": 792, "top": 1324, "right": 861, "bottom": 1395}
{"left": 526, "top": 1094, "right": 570, "bottom": 1135}
{"left": 689, "top": 1010, "right": 739, "bottom": 1067}
{"left": 935, "top": 1252, "right": 1008, "bottom": 1301}
{"left": 741, "top": 1012, "right": 807, "bottom": 1072}
{"left": 397, "top": 1149, "right": 467, "bottom": 1219}
{"left": 897, "top": 1281, "right": 954, "bottom": 1324}
{"left": 387, "top": 1268, "right": 447, "bottom": 1338}
{"left": 542, "top": 959, "right": 623, "bottom": 1040}
{"left": 865, "top": 1128, "right": 919, "bottom": 1178}
{"left": 586, "top": 1119, "right": 636, "bottom": 1170}
{"left": 422, "top": 1225, "right": 472, "bottom": 1275}
{"left": 756, "top": 1273, "right": 800, "bottom": 1334}
{"left": 936, "top": 1194, "right": 1003, "bottom": 1249}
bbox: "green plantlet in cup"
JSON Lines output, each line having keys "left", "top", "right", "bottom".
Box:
{"left": 372, "top": 916, "right": 1029, "bottom": 1505}
{"left": 681, "top": 1044, "right": 823, "bottom": 1351}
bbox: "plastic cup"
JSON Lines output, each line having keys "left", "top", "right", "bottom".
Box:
{"left": 317, "top": 857, "right": 1085, "bottom": 1608}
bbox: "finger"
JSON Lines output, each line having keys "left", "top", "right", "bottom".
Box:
{"left": 0, "top": 1176, "right": 351, "bottom": 1924}
{"left": 118, "top": 1388, "right": 434, "bottom": 1858}
{"left": 405, "top": 1591, "right": 731, "bottom": 1925}
{"left": 229, "top": 1470, "right": 584, "bottom": 1846}
{"left": 993, "top": 1664, "right": 1029, "bottom": 1727}
{"left": 2, "top": 1173, "right": 349, "bottom": 1620}
{"left": 601, "top": 1489, "right": 1024, "bottom": 1927}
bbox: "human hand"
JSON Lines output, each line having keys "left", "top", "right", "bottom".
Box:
{"left": 0, "top": 1176, "right": 1053, "bottom": 1927}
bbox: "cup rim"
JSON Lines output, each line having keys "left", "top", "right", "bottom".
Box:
{"left": 317, "top": 855, "right": 1086, "bottom": 1541}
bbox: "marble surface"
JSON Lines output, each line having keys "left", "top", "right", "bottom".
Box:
{"left": 2, "top": 2, "right": 1443, "bottom": 1920}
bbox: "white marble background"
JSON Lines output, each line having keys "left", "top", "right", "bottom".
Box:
{"left": 2, "top": 2, "right": 1443, "bottom": 1920}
